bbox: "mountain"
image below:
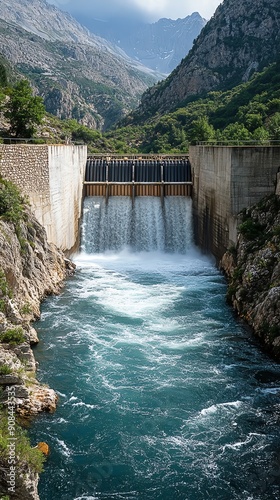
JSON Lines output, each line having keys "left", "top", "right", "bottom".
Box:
{"left": 0, "top": 0, "right": 160, "bottom": 130}
{"left": 84, "top": 13, "right": 206, "bottom": 75}
{"left": 136, "top": 0, "right": 280, "bottom": 119}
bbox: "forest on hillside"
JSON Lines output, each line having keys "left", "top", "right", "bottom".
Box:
{"left": 0, "top": 58, "right": 280, "bottom": 154}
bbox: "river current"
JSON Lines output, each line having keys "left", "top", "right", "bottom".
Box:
{"left": 30, "top": 197, "right": 280, "bottom": 500}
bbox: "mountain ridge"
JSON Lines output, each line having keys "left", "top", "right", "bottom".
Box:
{"left": 86, "top": 12, "right": 206, "bottom": 75}
{"left": 0, "top": 0, "right": 161, "bottom": 129}
{"left": 136, "top": 0, "right": 280, "bottom": 119}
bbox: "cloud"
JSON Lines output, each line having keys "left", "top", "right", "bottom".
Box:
{"left": 132, "top": 0, "right": 221, "bottom": 20}
{"left": 50, "top": 0, "right": 150, "bottom": 22}
{"left": 49, "top": 0, "right": 222, "bottom": 22}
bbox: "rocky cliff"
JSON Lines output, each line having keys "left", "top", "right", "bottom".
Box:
{"left": 0, "top": 0, "right": 159, "bottom": 130}
{"left": 0, "top": 178, "right": 74, "bottom": 498}
{"left": 221, "top": 194, "right": 280, "bottom": 361}
{"left": 137, "top": 0, "right": 280, "bottom": 119}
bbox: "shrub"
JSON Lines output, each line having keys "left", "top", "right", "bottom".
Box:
{"left": 0, "top": 177, "right": 25, "bottom": 226}
{"left": 0, "top": 177, "right": 29, "bottom": 252}
{"left": 0, "top": 327, "right": 25, "bottom": 345}
{"left": 0, "top": 364, "right": 12, "bottom": 375}
{"left": 238, "top": 218, "right": 264, "bottom": 240}
{"left": 0, "top": 410, "right": 45, "bottom": 473}
{"left": 0, "top": 270, "right": 11, "bottom": 298}
{"left": 19, "top": 303, "right": 32, "bottom": 315}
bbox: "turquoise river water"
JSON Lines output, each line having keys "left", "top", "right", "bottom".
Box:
{"left": 30, "top": 197, "right": 280, "bottom": 500}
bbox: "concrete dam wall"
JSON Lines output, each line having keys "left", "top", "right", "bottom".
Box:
{"left": 189, "top": 145, "right": 280, "bottom": 261}
{"left": 0, "top": 144, "right": 87, "bottom": 252}
{"left": 1, "top": 144, "right": 280, "bottom": 260}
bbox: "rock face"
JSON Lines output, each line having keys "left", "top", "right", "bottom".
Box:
{"left": 0, "top": 0, "right": 159, "bottom": 129}
{"left": 137, "top": 0, "right": 280, "bottom": 118}
{"left": 88, "top": 13, "right": 206, "bottom": 75}
{"left": 0, "top": 462, "right": 41, "bottom": 500}
{"left": 0, "top": 206, "right": 74, "bottom": 498}
{"left": 221, "top": 195, "right": 280, "bottom": 360}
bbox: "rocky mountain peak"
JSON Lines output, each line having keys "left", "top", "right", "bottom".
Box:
{"left": 87, "top": 12, "right": 206, "bottom": 75}
{"left": 138, "top": 0, "right": 280, "bottom": 118}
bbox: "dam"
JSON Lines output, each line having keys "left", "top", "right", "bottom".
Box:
{"left": 1, "top": 144, "right": 280, "bottom": 259}
{"left": 0, "top": 144, "right": 280, "bottom": 498}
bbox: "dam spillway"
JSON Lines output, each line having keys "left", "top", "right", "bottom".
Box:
{"left": 81, "top": 196, "right": 193, "bottom": 254}
{"left": 84, "top": 155, "right": 192, "bottom": 198}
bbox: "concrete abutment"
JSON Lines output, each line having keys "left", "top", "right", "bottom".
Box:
{"left": 0, "top": 144, "right": 87, "bottom": 253}
{"left": 189, "top": 145, "right": 280, "bottom": 261}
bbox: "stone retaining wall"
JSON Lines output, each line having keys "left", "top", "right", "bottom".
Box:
{"left": 0, "top": 144, "right": 87, "bottom": 252}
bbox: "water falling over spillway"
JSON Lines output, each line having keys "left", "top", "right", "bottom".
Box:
{"left": 81, "top": 196, "right": 193, "bottom": 254}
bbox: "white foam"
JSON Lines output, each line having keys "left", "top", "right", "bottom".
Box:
{"left": 72, "top": 402, "right": 98, "bottom": 409}
{"left": 200, "top": 401, "right": 242, "bottom": 417}
{"left": 55, "top": 438, "right": 72, "bottom": 458}
{"left": 68, "top": 395, "right": 78, "bottom": 402}
{"left": 257, "top": 387, "right": 280, "bottom": 394}
{"left": 76, "top": 266, "right": 184, "bottom": 320}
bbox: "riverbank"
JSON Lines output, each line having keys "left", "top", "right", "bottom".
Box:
{"left": 221, "top": 194, "right": 280, "bottom": 361}
{"left": 0, "top": 178, "right": 75, "bottom": 498}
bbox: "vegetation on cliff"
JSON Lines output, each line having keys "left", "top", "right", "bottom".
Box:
{"left": 106, "top": 61, "right": 280, "bottom": 153}
{"left": 0, "top": 52, "right": 280, "bottom": 154}
{"left": 26, "top": 60, "right": 278, "bottom": 154}
{"left": 222, "top": 194, "right": 280, "bottom": 360}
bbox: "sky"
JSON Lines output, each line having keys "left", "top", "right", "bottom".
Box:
{"left": 48, "top": 0, "right": 222, "bottom": 23}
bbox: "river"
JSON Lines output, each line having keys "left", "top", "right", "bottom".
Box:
{"left": 30, "top": 197, "right": 280, "bottom": 499}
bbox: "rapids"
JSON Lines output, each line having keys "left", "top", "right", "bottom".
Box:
{"left": 30, "top": 197, "right": 280, "bottom": 499}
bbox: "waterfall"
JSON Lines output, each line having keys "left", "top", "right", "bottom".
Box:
{"left": 81, "top": 196, "right": 193, "bottom": 254}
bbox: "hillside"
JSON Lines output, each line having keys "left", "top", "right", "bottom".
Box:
{"left": 0, "top": 0, "right": 159, "bottom": 130}
{"left": 88, "top": 13, "right": 206, "bottom": 75}
{"left": 105, "top": 62, "right": 280, "bottom": 153}
{"left": 135, "top": 0, "right": 280, "bottom": 120}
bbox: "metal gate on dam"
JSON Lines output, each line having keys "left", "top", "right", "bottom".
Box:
{"left": 84, "top": 155, "right": 192, "bottom": 200}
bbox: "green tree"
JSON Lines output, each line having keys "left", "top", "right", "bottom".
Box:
{"left": 244, "top": 113, "right": 263, "bottom": 132}
{"left": 268, "top": 112, "right": 280, "bottom": 140}
{"left": 5, "top": 80, "right": 45, "bottom": 137}
{"left": 220, "top": 123, "right": 251, "bottom": 142}
{"left": 190, "top": 116, "right": 216, "bottom": 144}
{"left": 0, "top": 61, "right": 7, "bottom": 87}
{"left": 252, "top": 126, "right": 270, "bottom": 142}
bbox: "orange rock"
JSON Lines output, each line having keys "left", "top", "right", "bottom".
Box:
{"left": 37, "top": 442, "right": 50, "bottom": 456}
